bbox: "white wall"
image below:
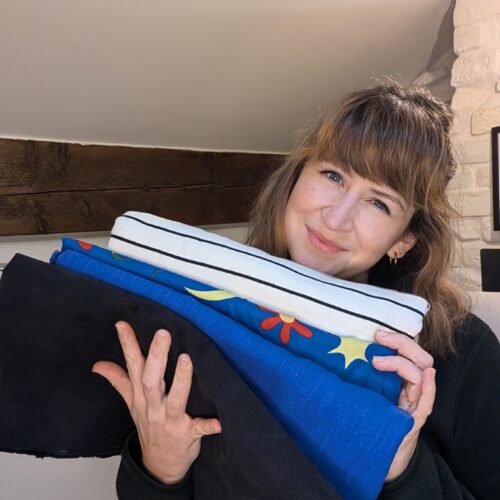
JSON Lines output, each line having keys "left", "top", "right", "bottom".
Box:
{"left": 0, "top": 455, "right": 121, "bottom": 500}
{"left": 0, "top": 224, "right": 249, "bottom": 272}
{"left": 0, "top": 0, "right": 451, "bottom": 152}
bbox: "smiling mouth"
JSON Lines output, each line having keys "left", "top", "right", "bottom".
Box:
{"left": 306, "top": 227, "right": 347, "bottom": 253}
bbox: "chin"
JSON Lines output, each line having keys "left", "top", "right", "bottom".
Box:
{"left": 290, "top": 249, "right": 335, "bottom": 275}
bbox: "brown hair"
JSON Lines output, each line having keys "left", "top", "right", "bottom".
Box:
{"left": 247, "top": 79, "right": 469, "bottom": 358}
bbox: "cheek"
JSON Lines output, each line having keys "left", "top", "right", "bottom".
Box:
{"left": 288, "top": 178, "right": 325, "bottom": 213}
{"left": 285, "top": 182, "right": 315, "bottom": 242}
{"left": 285, "top": 184, "right": 307, "bottom": 226}
{"left": 284, "top": 198, "right": 297, "bottom": 244}
{"left": 357, "top": 219, "right": 398, "bottom": 253}
{"left": 361, "top": 219, "right": 408, "bottom": 256}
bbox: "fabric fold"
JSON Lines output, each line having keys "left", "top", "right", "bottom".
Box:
{"left": 54, "top": 238, "right": 402, "bottom": 402}
{"left": 52, "top": 248, "right": 414, "bottom": 500}
{"left": 109, "top": 211, "right": 429, "bottom": 342}
{"left": 0, "top": 254, "right": 340, "bottom": 500}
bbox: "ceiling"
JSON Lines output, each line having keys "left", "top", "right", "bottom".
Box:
{"left": 0, "top": 0, "right": 454, "bottom": 152}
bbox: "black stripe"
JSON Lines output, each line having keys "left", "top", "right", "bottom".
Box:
{"left": 110, "top": 233, "right": 413, "bottom": 337}
{"left": 120, "top": 214, "right": 425, "bottom": 317}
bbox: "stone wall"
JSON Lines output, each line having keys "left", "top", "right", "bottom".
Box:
{"left": 449, "top": 0, "right": 500, "bottom": 290}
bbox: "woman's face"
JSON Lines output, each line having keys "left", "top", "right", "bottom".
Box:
{"left": 284, "top": 160, "right": 416, "bottom": 282}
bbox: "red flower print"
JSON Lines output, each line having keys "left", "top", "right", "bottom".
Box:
{"left": 77, "top": 241, "right": 93, "bottom": 251}
{"left": 258, "top": 306, "right": 312, "bottom": 344}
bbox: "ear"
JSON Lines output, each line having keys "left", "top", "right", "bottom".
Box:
{"left": 386, "top": 231, "right": 417, "bottom": 259}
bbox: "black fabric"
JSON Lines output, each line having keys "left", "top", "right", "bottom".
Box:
{"left": 368, "top": 255, "right": 414, "bottom": 293}
{"left": 380, "top": 314, "right": 500, "bottom": 500}
{"left": 369, "top": 263, "right": 500, "bottom": 500}
{"left": 117, "top": 432, "right": 193, "bottom": 500}
{"left": 0, "top": 254, "right": 339, "bottom": 500}
{"left": 378, "top": 439, "right": 475, "bottom": 499}
{"left": 117, "top": 314, "right": 500, "bottom": 500}
{"left": 115, "top": 260, "right": 500, "bottom": 499}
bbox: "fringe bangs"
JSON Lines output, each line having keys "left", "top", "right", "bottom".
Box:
{"left": 305, "top": 90, "right": 451, "bottom": 212}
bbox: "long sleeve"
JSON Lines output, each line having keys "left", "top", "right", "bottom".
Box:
{"left": 380, "top": 315, "right": 500, "bottom": 499}
{"left": 116, "top": 431, "right": 192, "bottom": 500}
{"left": 378, "top": 438, "right": 475, "bottom": 499}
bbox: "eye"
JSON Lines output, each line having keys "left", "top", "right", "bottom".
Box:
{"left": 321, "top": 169, "right": 343, "bottom": 184}
{"left": 372, "top": 199, "right": 391, "bottom": 214}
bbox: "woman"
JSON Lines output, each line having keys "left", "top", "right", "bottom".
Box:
{"left": 94, "top": 81, "right": 500, "bottom": 499}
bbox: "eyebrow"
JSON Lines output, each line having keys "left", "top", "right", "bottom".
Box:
{"left": 370, "top": 188, "right": 407, "bottom": 211}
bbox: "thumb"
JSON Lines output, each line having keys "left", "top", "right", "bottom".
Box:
{"left": 92, "top": 360, "right": 134, "bottom": 409}
{"left": 192, "top": 417, "right": 222, "bottom": 438}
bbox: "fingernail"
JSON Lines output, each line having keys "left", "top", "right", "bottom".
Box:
{"left": 372, "top": 356, "right": 384, "bottom": 363}
{"left": 115, "top": 322, "right": 123, "bottom": 333}
{"left": 156, "top": 329, "right": 168, "bottom": 337}
{"left": 179, "top": 353, "right": 190, "bottom": 363}
{"left": 376, "top": 330, "right": 388, "bottom": 338}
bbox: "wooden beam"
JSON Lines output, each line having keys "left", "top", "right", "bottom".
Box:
{"left": 0, "top": 139, "right": 284, "bottom": 236}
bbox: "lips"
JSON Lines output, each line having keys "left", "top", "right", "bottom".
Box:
{"left": 306, "top": 227, "right": 347, "bottom": 253}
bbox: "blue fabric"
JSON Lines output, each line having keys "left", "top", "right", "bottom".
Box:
{"left": 51, "top": 246, "right": 413, "bottom": 500}
{"left": 55, "top": 238, "right": 402, "bottom": 402}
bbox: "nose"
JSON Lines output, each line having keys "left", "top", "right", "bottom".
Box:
{"left": 321, "top": 193, "right": 357, "bottom": 231}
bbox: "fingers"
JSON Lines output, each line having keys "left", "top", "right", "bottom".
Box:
{"left": 92, "top": 360, "right": 134, "bottom": 408}
{"left": 100, "top": 322, "right": 220, "bottom": 447}
{"left": 166, "top": 354, "right": 194, "bottom": 418}
{"left": 414, "top": 367, "right": 436, "bottom": 419}
{"left": 116, "top": 321, "right": 146, "bottom": 397}
{"left": 372, "top": 330, "right": 433, "bottom": 412}
{"left": 375, "top": 330, "right": 434, "bottom": 369}
{"left": 372, "top": 353, "right": 423, "bottom": 411}
{"left": 142, "top": 329, "right": 171, "bottom": 411}
{"left": 401, "top": 366, "right": 436, "bottom": 417}
{"left": 372, "top": 355, "right": 423, "bottom": 385}
{"left": 402, "top": 381, "right": 422, "bottom": 411}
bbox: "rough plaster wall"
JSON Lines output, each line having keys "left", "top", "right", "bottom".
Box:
{"left": 448, "top": 0, "right": 500, "bottom": 290}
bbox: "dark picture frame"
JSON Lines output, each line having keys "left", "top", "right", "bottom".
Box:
{"left": 493, "top": 126, "right": 500, "bottom": 231}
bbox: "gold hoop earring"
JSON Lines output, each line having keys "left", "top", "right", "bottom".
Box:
{"left": 389, "top": 253, "right": 398, "bottom": 266}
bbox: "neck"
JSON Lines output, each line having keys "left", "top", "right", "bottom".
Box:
{"left": 348, "top": 270, "right": 369, "bottom": 284}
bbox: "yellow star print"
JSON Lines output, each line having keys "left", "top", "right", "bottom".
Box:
{"left": 328, "top": 337, "right": 369, "bottom": 368}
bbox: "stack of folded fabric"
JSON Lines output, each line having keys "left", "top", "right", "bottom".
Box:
{"left": 0, "top": 211, "right": 429, "bottom": 500}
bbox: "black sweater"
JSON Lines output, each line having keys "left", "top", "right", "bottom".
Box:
{"left": 116, "top": 313, "right": 500, "bottom": 499}
{"left": 116, "top": 246, "right": 500, "bottom": 500}
{"left": 116, "top": 255, "right": 500, "bottom": 498}
{"left": 378, "top": 314, "right": 499, "bottom": 499}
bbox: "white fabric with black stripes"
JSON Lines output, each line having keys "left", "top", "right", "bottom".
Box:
{"left": 108, "top": 211, "right": 429, "bottom": 342}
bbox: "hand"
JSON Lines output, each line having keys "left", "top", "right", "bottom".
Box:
{"left": 92, "top": 321, "right": 222, "bottom": 485}
{"left": 372, "top": 330, "right": 436, "bottom": 481}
